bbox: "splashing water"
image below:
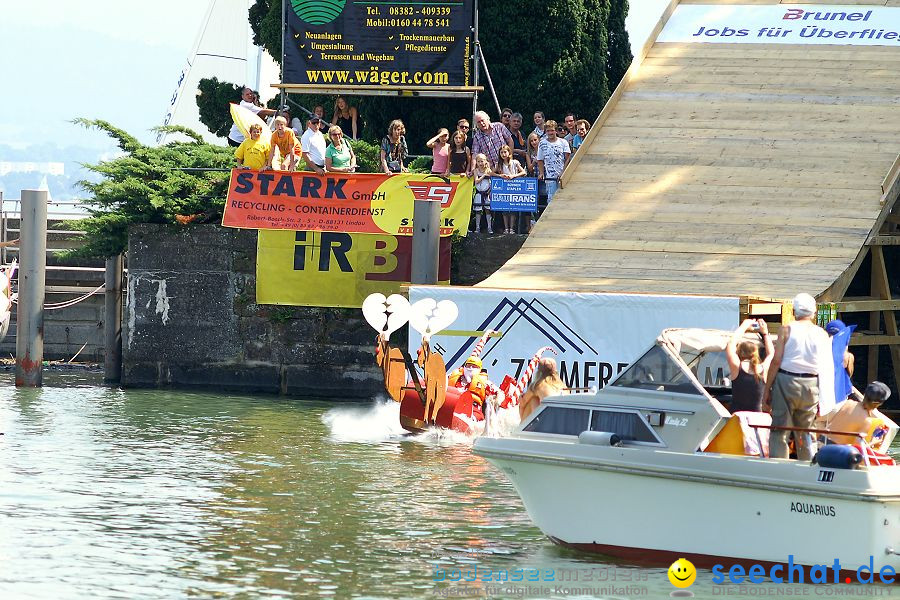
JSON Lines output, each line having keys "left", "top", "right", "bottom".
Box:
{"left": 322, "top": 398, "right": 408, "bottom": 442}
{"left": 323, "top": 398, "right": 523, "bottom": 445}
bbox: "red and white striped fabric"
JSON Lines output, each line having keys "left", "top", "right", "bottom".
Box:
{"left": 507, "top": 347, "right": 557, "bottom": 406}
{"left": 464, "top": 329, "right": 497, "bottom": 365}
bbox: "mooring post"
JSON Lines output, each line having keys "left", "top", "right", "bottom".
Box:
{"left": 104, "top": 254, "right": 124, "bottom": 383}
{"left": 410, "top": 199, "right": 441, "bottom": 284}
{"left": 15, "top": 189, "right": 47, "bottom": 387}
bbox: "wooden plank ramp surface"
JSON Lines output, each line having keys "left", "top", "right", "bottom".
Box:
{"left": 482, "top": 0, "right": 900, "bottom": 302}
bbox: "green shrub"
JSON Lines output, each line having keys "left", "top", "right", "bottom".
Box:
{"left": 408, "top": 156, "right": 433, "bottom": 174}
{"left": 66, "top": 119, "right": 234, "bottom": 258}
{"left": 350, "top": 139, "right": 381, "bottom": 173}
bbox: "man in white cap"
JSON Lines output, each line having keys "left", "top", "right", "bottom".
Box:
{"left": 764, "top": 293, "right": 835, "bottom": 460}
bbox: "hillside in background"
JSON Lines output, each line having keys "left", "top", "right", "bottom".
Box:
{"left": 0, "top": 143, "right": 109, "bottom": 201}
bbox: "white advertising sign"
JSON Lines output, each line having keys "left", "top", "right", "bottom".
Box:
{"left": 658, "top": 4, "right": 900, "bottom": 46}
{"left": 408, "top": 287, "right": 739, "bottom": 391}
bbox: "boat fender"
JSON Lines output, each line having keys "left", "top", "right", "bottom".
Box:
{"left": 578, "top": 431, "right": 622, "bottom": 447}
{"left": 812, "top": 444, "right": 862, "bottom": 469}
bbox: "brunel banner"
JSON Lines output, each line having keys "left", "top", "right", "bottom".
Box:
{"left": 257, "top": 230, "right": 450, "bottom": 307}
{"left": 222, "top": 171, "right": 473, "bottom": 237}
{"left": 659, "top": 4, "right": 900, "bottom": 45}
{"left": 283, "top": 0, "right": 474, "bottom": 89}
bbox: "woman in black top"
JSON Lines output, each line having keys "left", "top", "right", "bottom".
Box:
{"left": 331, "top": 96, "right": 359, "bottom": 139}
{"left": 726, "top": 319, "right": 775, "bottom": 413}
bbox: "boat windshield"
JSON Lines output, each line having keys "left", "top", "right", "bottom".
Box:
{"left": 690, "top": 349, "right": 732, "bottom": 391}
{"left": 612, "top": 345, "right": 702, "bottom": 395}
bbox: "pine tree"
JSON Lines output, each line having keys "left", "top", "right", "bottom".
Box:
{"left": 68, "top": 120, "right": 235, "bottom": 258}
{"left": 196, "top": 78, "right": 243, "bottom": 137}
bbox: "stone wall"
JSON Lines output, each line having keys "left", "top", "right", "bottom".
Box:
{"left": 123, "top": 224, "right": 526, "bottom": 398}
{"left": 123, "top": 225, "right": 382, "bottom": 398}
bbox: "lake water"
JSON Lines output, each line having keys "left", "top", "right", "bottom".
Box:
{"left": 1, "top": 373, "right": 897, "bottom": 599}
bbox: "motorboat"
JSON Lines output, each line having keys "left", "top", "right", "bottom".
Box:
{"left": 474, "top": 328, "right": 900, "bottom": 573}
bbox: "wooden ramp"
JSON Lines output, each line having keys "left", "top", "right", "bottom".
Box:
{"left": 483, "top": 0, "right": 900, "bottom": 303}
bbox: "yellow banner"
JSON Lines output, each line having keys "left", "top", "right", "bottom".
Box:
{"left": 257, "top": 230, "right": 451, "bottom": 307}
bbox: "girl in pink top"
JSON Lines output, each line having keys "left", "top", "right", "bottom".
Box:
{"left": 427, "top": 128, "right": 451, "bottom": 175}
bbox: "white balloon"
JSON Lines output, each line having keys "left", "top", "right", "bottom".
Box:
{"left": 409, "top": 298, "right": 458, "bottom": 340}
{"left": 361, "top": 293, "right": 410, "bottom": 341}
{"left": 362, "top": 293, "right": 388, "bottom": 333}
{"left": 384, "top": 294, "right": 411, "bottom": 338}
{"left": 408, "top": 298, "right": 436, "bottom": 337}
{"left": 428, "top": 300, "right": 458, "bottom": 337}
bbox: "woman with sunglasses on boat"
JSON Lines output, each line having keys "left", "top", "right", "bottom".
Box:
{"left": 324, "top": 126, "right": 357, "bottom": 173}
{"left": 726, "top": 319, "right": 774, "bottom": 413}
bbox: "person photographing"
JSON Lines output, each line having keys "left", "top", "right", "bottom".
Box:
{"left": 726, "top": 319, "right": 774, "bottom": 413}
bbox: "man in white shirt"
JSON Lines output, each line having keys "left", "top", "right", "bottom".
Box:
{"left": 227, "top": 87, "right": 276, "bottom": 147}
{"left": 764, "top": 293, "right": 835, "bottom": 460}
{"left": 536, "top": 119, "right": 571, "bottom": 203}
{"left": 301, "top": 116, "right": 327, "bottom": 175}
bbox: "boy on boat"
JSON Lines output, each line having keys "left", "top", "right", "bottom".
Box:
{"left": 826, "top": 381, "right": 890, "bottom": 445}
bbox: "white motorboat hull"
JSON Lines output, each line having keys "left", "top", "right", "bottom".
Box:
{"left": 478, "top": 439, "right": 900, "bottom": 574}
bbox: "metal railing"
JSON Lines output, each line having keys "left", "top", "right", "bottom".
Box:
{"left": 0, "top": 194, "right": 105, "bottom": 297}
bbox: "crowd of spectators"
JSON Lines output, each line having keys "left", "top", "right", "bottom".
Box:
{"left": 230, "top": 91, "right": 591, "bottom": 235}
{"left": 405, "top": 107, "right": 590, "bottom": 234}
{"left": 445, "top": 108, "right": 587, "bottom": 234}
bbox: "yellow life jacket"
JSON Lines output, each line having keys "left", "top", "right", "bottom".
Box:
{"left": 448, "top": 369, "right": 489, "bottom": 406}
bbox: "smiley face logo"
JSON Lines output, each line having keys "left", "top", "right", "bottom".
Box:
{"left": 668, "top": 558, "right": 696, "bottom": 588}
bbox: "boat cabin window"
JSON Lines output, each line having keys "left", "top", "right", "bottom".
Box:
{"left": 612, "top": 345, "right": 701, "bottom": 395}
{"left": 523, "top": 407, "right": 590, "bottom": 436}
{"left": 590, "top": 410, "right": 659, "bottom": 444}
{"left": 690, "top": 349, "right": 733, "bottom": 400}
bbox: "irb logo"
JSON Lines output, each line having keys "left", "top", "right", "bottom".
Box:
{"left": 406, "top": 181, "right": 459, "bottom": 208}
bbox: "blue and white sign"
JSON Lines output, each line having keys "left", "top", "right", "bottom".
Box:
{"left": 658, "top": 5, "right": 900, "bottom": 46}
{"left": 490, "top": 177, "right": 538, "bottom": 212}
{"left": 409, "top": 286, "right": 739, "bottom": 391}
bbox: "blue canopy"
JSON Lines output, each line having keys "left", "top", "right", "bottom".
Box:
{"left": 832, "top": 324, "right": 856, "bottom": 403}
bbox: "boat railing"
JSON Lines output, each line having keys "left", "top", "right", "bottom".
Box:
{"left": 747, "top": 424, "right": 873, "bottom": 467}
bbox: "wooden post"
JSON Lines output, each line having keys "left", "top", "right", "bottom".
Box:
{"left": 15, "top": 189, "right": 47, "bottom": 387}
{"left": 410, "top": 199, "right": 440, "bottom": 284}
{"left": 104, "top": 254, "right": 124, "bottom": 383}
{"left": 870, "top": 246, "right": 900, "bottom": 387}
